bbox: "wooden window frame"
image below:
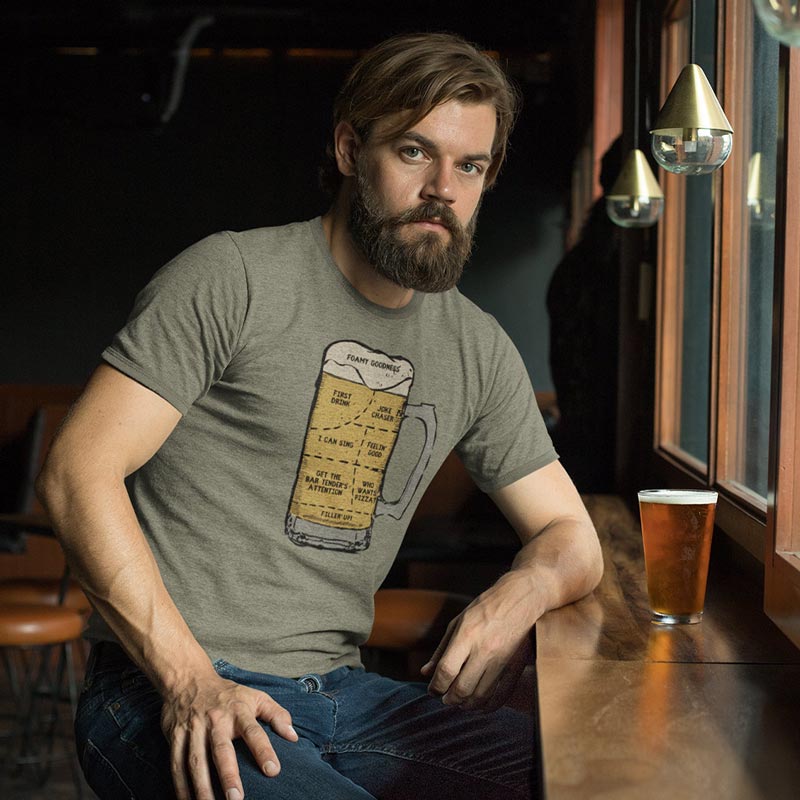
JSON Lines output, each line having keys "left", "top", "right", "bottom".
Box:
{"left": 764, "top": 45, "right": 800, "bottom": 648}
{"left": 653, "top": 0, "right": 790, "bottom": 564}
{"left": 650, "top": 0, "right": 800, "bottom": 641}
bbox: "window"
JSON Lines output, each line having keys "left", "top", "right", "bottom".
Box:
{"left": 653, "top": 0, "right": 800, "bottom": 645}
{"left": 717, "top": 0, "right": 779, "bottom": 506}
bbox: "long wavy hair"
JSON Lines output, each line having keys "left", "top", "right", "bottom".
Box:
{"left": 319, "top": 32, "right": 520, "bottom": 195}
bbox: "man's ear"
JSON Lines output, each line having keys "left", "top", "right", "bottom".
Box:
{"left": 333, "top": 120, "right": 361, "bottom": 177}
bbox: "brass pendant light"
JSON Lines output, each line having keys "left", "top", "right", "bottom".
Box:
{"left": 650, "top": 1, "right": 733, "bottom": 175}
{"left": 607, "top": 149, "right": 664, "bottom": 227}
{"left": 747, "top": 152, "right": 776, "bottom": 228}
{"left": 607, "top": 0, "right": 664, "bottom": 228}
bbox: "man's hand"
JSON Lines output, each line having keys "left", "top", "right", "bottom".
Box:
{"left": 160, "top": 671, "right": 299, "bottom": 800}
{"left": 421, "top": 462, "right": 603, "bottom": 714}
{"left": 420, "top": 573, "right": 535, "bottom": 713}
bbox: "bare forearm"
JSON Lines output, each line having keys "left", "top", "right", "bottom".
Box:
{"left": 448, "top": 516, "right": 602, "bottom": 652}
{"left": 38, "top": 469, "right": 215, "bottom": 693}
{"left": 421, "top": 459, "right": 604, "bottom": 706}
{"left": 500, "top": 514, "right": 604, "bottom": 625}
{"left": 36, "top": 367, "right": 298, "bottom": 797}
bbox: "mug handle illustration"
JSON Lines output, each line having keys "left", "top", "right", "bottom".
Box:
{"left": 375, "top": 403, "right": 437, "bottom": 520}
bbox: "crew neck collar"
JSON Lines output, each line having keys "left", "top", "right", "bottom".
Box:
{"left": 309, "top": 217, "right": 424, "bottom": 320}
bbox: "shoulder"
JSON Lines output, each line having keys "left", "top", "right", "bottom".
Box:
{"left": 226, "top": 218, "right": 322, "bottom": 266}
{"left": 153, "top": 218, "right": 320, "bottom": 290}
{"left": 431, "top": 288, "right": 512, "bottom": 350}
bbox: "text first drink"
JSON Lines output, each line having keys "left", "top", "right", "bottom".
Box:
{"left": 638, "top": 489, "right": 718, "bottom": 624}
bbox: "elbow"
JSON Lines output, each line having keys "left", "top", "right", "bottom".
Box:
{"left": 35, "top": 447, "right": 74, "bottom": 528}
{"left": 584, "top": 527, "right": 605, "bottom": 595}
{"left": 35, "top": 459, "right": 60, "bottom": 517}
{"left": 588, "top": 545, "right": 604, "bottom": 594}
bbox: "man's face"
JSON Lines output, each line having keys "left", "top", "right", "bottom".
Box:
{"left": 347, "top": 100, "right": 497, "bottom": 293}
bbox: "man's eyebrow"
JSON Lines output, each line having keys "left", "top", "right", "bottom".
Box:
{"left": 399, "top": 131, "right": 493, "bottom": 163}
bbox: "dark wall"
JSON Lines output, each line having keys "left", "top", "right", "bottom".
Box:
{"left": 2, "top": 30, "right": 581, "bottom": 391}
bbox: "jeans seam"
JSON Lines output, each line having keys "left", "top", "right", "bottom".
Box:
{"left": 321, "top": 692, "right": 339, "bottom": 743}
{"left": 330, "top": 743, "right": 528, "bottom": 797}
{"left": 85, "top": 738, "right": 137, "bottom": 799}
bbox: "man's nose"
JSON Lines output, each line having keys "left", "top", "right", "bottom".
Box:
{"left": 421, "top": 163, "right": 456, "bottom": 205}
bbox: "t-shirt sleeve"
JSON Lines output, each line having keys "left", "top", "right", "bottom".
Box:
{"left": 102, "top": 231, "right": 249, "bottom": 414}
{"left": 455, "top": 317, "right": 558, "bottom": 493}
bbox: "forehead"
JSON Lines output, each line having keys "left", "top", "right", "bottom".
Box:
{"left": 372, "top": 100, "right": 497, "bottom": 154}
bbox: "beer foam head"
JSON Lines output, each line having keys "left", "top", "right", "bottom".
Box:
{"left": 322, "top": 340, "right": 414, "bottom": 396}
{"left": 638, "top": 489, "right": 718, "bottom": 505}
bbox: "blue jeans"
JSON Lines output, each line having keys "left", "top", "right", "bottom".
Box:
{"left": 75, "top": 642, "right": 541, "bottom": 799}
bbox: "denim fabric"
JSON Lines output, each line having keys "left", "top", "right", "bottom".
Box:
{"left": 75, "top": 642, "right": 542, "bottom": 799}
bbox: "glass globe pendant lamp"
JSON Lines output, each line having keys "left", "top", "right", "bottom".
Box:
{"left": 606, "top": 149, "right": 664, "bottom": 228}
{"left": 747, "top": 152, "right": 777, "bottom": 228}
{"left": 753, "top": 0, "right": 800, "bottom": 47}
{"left": 650, "top": 64, "right": 733, "bottom": 175}
{"left": 606, "top": 0, "right": 663, "bottom": 228}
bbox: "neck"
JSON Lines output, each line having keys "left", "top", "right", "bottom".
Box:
{"left": 321, "top": 190, "right": 415, "bottom": 310}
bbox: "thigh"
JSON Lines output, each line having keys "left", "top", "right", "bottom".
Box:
{"left": 327, "top": 671, "right": 540, "bottom": 800}
{"left": 216, "top": 661, "right": 377, "bottom": 800}
{"left": 76, "top": 645, "right": 378, "bottom": 800}
{"left": 235, "top": 732, "right": 376, "bottom": 800}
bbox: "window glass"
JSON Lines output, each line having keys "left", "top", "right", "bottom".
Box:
{"left": 733, "top": 15, "right": 779, "bottom": 498}
{"left": 676, "top": 2, "right": 717, "bottom": 463}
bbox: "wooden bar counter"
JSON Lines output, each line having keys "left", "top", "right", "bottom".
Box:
{"left": 536, "top": 495, "right": 800, "bottom": 800}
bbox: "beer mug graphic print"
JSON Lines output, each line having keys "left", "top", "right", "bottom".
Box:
{"left": 286, "top": 341, "right": 436, "bottom": 552}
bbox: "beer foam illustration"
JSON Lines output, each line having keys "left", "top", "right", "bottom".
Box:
{"left": 323, "top": 341, "right": 414, "bottom": 397}
{"left": 638, "top": 490, "right": 718, "bottom": 505}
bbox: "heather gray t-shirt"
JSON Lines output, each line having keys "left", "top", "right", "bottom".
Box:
{"left": 90, "top": 217, "right": 557, "bottom": 677}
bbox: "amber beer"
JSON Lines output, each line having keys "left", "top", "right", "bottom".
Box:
{"left": 638, "top": 490, "right": 718, "bottom": 624}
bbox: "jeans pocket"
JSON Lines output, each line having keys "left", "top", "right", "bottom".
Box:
{"left": 106, "top": 680, "right": 164, "bottom": 745}
{"left": 80, "top": 686, "right": 172, "bottom": 797}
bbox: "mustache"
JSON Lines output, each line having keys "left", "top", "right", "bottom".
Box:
{"left": 393, "top": 202, "right": 461, "bottom": 234}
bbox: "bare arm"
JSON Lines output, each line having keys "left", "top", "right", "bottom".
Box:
{"left": 421, "top": 460, "right": 603, "bottom": 710}
{"left": 37, "top": 364, "right": 297, "bottom": 800}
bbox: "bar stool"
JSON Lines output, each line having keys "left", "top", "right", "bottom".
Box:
{"left": 0, "top": 602, "right": 85, "bottom": 796}
{"left": 0, "top": 577, "right": 91, "bottom": 614}
{"left": 0, "top": 576, "right": 92, "bottom": 679}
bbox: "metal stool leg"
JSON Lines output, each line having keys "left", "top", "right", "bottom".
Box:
{"left": 64, "top": 641, "right": 85, "bottom": 799}
{"left": 2, "top": 640, "right": 85, "bottom": 795}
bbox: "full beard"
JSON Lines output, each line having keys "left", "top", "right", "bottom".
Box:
{"left": 348, "top": 169, "right": 479, "bottom": 293}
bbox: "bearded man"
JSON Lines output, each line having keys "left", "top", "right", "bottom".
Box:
{"left": 38, "top": 32, "right": 602, "bottom": 800}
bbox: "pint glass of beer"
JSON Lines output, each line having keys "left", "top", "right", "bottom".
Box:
{"left": 286, "top": 341, "right": 436, "bottom": 553}
{"left": 638, "top": 489, "right": 718, "bottom": 624}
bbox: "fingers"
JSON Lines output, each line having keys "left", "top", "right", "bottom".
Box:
{"left": 465, "top": 658, "right": 525, "bottom": 713}
{"left": 443, "top": 655, "right": 504, "bottom": 707}
{"left": 238, "top": 717, "right": 280, "bottom": 777}
{"left": 223, "top": 692, "right": 299, "bottom": 783}
{"left": 420, "top": 621, "right": 454, "bottom": 678}
{"left": 427, "top": 627, "right": 534, "bottom": 711}
{"left": 188, "top": 720, "right": 215, "bottom": 800}
{"left": 165, "top": 681, "right": 299, "bottom": 800}
{"left": 426, "top": 635, "right": 472, "bottom": 698}
{"left": 255, "top": 694, "right": 299, "bottom": 744}
{"left": 209, "top": 729, "right": 244, "bottom": 799}
{"left": 170, "top": 727, "right": 192, "bottom": 800}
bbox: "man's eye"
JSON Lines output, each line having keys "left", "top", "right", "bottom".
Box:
{"left": 461, "top": 163, "right": 482, "bottom": 175}
{"left": 402, "top": 147, "right": 423, "bottom": 159}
